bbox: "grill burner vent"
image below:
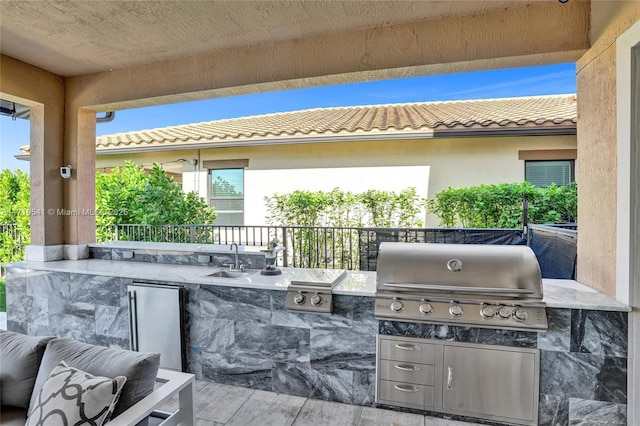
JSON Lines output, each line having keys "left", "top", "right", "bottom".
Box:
{"left": 374, "top": 243, "right": 547, "bottom": 331}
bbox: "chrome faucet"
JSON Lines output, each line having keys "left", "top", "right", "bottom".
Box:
{"left": 228, "top": 242, "right": 245, "bottom": 272}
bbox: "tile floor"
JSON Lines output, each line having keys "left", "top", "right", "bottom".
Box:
{"left": 165, "top": 380, "right": 480, "bottom": 426}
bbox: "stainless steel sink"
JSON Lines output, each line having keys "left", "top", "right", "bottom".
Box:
{"left": 206, "top": 270, "right": 256, "bottom": 279}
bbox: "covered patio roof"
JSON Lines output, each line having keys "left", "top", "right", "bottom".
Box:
{"left": 1, "top": 0, "right": 639, "bottom": 421}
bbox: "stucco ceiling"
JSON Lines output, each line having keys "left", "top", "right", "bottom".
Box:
{"left": 0, "top": 0, "right": 537, "bottom": 77}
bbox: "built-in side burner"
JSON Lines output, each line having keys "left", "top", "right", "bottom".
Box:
{"left": 285, "top": 269, "right": 347, "bottom": 314}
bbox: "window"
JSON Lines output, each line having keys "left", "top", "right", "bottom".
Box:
{"left": 525, "top": 160, "right": 574, "bottom": 187}
{"left": 209, "top": 168, "right": 244, "bottom": 225}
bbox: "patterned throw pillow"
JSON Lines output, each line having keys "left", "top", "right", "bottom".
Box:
{"left": 26, "top": 361, "right": 127, "bottom": 426}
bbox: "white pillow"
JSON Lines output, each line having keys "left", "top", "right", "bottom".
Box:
{"left": 26, "top": 361, "right": 127, "bottom": 426}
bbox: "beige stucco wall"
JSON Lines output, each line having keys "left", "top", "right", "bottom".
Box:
{"left": 96, "top": 134, "right": 576, "bottom": 226}
{"left": 576, "top": 1, "right": 640, "bottom": 296}
{"left": 0, "top": 56, "right": 65, "bottom": 246}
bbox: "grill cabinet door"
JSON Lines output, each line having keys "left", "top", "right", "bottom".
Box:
{"left": 442, "top": 345, "right": 538, "bottom": 425}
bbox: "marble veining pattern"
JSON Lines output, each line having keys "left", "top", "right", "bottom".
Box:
{"left": 190, "top": 318, "right": 235, "bottom": 352}
{"left": 570, "top": 310, "right": 628, "bottom": 358}
{"left": 4, "top": 262, "right": 631, "bottom": 426}
{"left": 539, "top": 351, "right": 627, "bottom": 404}
{"left": 310, "top": 328, "right": 376, "bottom": 371}
{"left": 378, "top": 321, "right": 537, "bottom": 348}
{"left": 270, "top": 292, "right": 352, "bottom": 329}
{"left": 568, "top": 398, "right": 627, "bottom": 425}
{"left": 538, "top": 394, "right": 569, "bottom": 426}
{"left": 25, "top": 270, "right": 72, "bottom": 299}
{"left": 538, "top": 308, "right": 571, "bottom": 352}
{"left": 95, "top": 305, "right": 129, "bottom": 339}
{"left": 272, "top": 362, "right": 354, "bottom": 404}
{"left": 234, "top": 322, "right": 310, "bottom": 363}
{"left": 352, "top": 371, "right": 376, "bottom": 406}
{"left": 193, "top": 285, "right": 272, "bottom": 324}
{"left": 540, "top": 279, "right": 629, "bottom": 311}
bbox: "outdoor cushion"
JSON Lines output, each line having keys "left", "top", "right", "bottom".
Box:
{"left": 28, "top": 337, "right": 160, "bottom": 419}
{"left": 0, "top": 331, "right": 55, "bottom": 408}
{"left": 26, "top": 361, "right": 127, "bottom": 426}
{"left": 0, "top": 405, "right": 28, "bottom": 426}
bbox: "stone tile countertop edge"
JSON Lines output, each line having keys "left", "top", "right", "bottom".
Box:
{"left": 7, "top": 260, "right": 630, "bottom": 311}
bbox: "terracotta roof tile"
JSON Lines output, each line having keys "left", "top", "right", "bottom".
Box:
{"left": 19, "top": 94, "right": 576, "bottom": 154}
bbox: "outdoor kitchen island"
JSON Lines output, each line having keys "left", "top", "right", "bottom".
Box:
{"left": 4, "top": 243, "right": 630, "bottom": 425}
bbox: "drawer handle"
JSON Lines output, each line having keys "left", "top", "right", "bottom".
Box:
{"left": 447, "top": 366, "right": 453, "bottom": 389}
{"left": 394, "top": 384, "right": 420, "bottom": 393}
{"left": 395, "top": 363, "right": 420, "bottom": 372}
{"left": 394, "top": 343, "right": 419, "bottom": 351}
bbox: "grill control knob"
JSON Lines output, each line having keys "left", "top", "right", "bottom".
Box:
{"left": 390, "top": 301, "right": 404, "bottom": 312}
{"left": 293, "top": 293, "right": 305, "bottom": 305}
{"left": 419, "top": 303, "right": 433, "bottom": 315}
{"left": 513, "top": 308, "right": 528, "bottom": 322}
{"left": 497, "top": 306, "right": 512, "bottom": 319}
{"left": 480, "top": 306, "right": 495, "bottom": 318}
{"left": 310, "top": 295, "right": 323, "bottom": 306}
{"left": 449, "top": 304, "right": 463, "bottom": 317}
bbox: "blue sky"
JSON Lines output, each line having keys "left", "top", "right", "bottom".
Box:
{"left": 0, "top": 63, "right": 576, "bottom": 174}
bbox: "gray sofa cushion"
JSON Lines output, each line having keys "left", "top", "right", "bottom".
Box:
{"left": 28, "top": 338, "right": 160, "bottom": 419}
{"left": 0, "top": 331, "right": 55, "bottom": 408}
{"left": 0, "top": 405, "right": 28, "bottom": 426}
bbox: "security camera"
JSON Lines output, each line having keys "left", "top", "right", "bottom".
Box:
{"left": 558, "top": 0, "right": 569, "bottom": 3}
{"left": 60, "top": 166, "right": 72, "bottom": 179}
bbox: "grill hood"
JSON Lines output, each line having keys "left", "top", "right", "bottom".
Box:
{"left": 376, "top": 242, "right": 543, "bottom": 300}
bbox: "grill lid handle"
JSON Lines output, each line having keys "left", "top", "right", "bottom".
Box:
{"left": 381, "top": 282, "right": 536, "bottom": 295}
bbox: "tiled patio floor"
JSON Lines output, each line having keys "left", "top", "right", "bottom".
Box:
{"left": 169, "top": 380, "right": 480, "bottom": 426}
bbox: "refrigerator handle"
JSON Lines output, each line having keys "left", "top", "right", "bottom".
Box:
{"left": 128, "top": 290, "right": 139, "bottom": 352}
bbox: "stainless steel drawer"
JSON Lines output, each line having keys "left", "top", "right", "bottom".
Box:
{"left": 379, "top": 338, "right": 436, "bottom": 364}
{"left": 378, "top": 379, "right": 434, "bottom": 408}
{"left": 379, "top": 359, "right": 435, "bottom": 385}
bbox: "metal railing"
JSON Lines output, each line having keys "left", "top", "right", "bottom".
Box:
{"left": 0, "top": 223, "right": 26, "bottom": 266}
{"left": 106, "top": 224, "right": 525, "bottom": 271}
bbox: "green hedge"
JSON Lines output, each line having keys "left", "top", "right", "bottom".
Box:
{"left": 426, "top": 182, "right": 577, "bottom": 228}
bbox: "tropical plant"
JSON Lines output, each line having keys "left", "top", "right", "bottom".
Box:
{"left": 0, "top": 169, "right": 30, "bottom": 264}
{"left": 95, "top": 161, "right": 216, "bottom": 241}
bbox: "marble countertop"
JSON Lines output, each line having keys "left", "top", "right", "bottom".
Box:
{"left": 11, "top": 259, "right": 376, "bottom": 297}
{"left": 11, "top": 259, "right": 630, "bottom": 311}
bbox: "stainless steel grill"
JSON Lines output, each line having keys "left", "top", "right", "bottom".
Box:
{"left": 374, "top": 242, "right": 547, "bottom": 331}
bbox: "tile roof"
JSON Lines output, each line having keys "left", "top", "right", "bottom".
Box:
{"left": 19, "top": 94, "right": 577, "bottom": 154}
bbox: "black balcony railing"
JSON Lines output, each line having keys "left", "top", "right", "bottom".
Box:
{"left": 107, "top": 224, "right": 526, "bottom": 271}
{"left": 0, "top": 223, "right": 26, "bottom": 266}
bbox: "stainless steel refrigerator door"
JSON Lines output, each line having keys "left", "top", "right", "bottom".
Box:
{"left": 128, "top": 284, "right": 184, "bottom": 371}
